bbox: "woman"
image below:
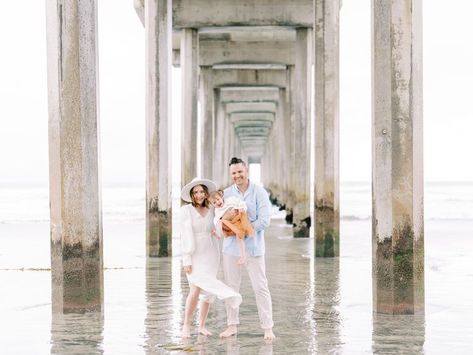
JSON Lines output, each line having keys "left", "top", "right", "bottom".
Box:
{"left": 180, "top": 177, "right": 242, "bottom": 338}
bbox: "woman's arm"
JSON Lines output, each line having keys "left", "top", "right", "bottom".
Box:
{"left": 180, "top": 206, "right": 194, "bottom": 266}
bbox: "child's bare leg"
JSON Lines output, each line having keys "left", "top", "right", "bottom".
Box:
{"left": 237, "top": 238, "right": 246, "bottom": 265}
{"left": 198, "top": 301, "right": 212, "bottom": 336}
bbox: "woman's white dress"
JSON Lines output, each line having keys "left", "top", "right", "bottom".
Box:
{"left": 180, "top": 204, "right": 241, "bottom": 308}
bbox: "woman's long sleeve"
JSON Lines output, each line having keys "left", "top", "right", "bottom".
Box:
{"left": 180, "top": 206, "right": 195, "bottom": 266}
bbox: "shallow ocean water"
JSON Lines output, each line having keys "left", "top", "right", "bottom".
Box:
{"left": 1, "top": 183, "right": 473, "bottom": 353}
{"left": 1, "top": 217, "right": 473, "bottom": 354}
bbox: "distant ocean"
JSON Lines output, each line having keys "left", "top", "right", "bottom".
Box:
{"left": 1, "top": 182, "right": 472, "bottom": 225}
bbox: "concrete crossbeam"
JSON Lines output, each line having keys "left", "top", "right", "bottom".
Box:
{"left": 225, "top": 102, "right": 277, "bottom": 114}
{"left": 212, "top": 69, "right": 287, "bottom": 88}
{"left": 173, "top": 0, "right": 313, "bottom": 28}
{"left": 219, "top": 88, "right": 280, "bottom": 103}
{"left": 230, "top": 112, "right": 275, "bottom": 123}
{"left": 199, "top": 40, "right": 295, "bottom": 65}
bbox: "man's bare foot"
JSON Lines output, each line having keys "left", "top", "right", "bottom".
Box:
{"left": 181, "top": 325, "right": 191, "bottom": 338}
{"left": 219, "top": 325, "right": 237, "bottom": 338}
{"left": 263, "top": 328, "right": 276, "bottom": 341}
{"left": 199, "top": 327, "right": 212, "bottom": 336}
{"left": 237, "top": 256, "right": 246, "bottom": 265}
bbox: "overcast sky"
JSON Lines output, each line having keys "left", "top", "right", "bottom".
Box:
{"left": 0, "top": 0, "right": 472, "bottom": 185}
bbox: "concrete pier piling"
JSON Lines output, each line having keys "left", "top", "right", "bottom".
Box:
{"left": 372, "top": 0, "right": 424, "bottom": 314}
{"left": 292, "top": 28, "right": 312, "bottom": 238}
{"left": 199, "top": 66, "right": 214, "bottom": 179}
{"left": 46, "top": 0, "right": 103, "bottom": 313}
{"left": 314, "top": 0, "right": 341, "bottom": 256}
{"left": 180, "top": 28, "right": 199, "bottom": 186}
{"left": 145, "top": 0, "right": 172, "bottom": 257}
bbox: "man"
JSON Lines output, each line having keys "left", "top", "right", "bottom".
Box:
{"left": 219, "top": 157, "right": 276, "bottom": 340}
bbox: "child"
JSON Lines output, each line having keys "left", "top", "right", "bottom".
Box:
{"left": 208, "top": 190, "right": 255, "bottom": 265}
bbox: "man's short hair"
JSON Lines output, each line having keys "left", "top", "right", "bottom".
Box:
{"left": 229, "top": 157, "right": 247, "bottom": 167}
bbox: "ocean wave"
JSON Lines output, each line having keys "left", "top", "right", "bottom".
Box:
{"left": 341, "top": 215, "right": 371, "bottom": 221}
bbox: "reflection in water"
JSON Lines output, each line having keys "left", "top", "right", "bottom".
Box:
{"left": 50, "top": 311, "right": 104, "bottom": 354}
{"left": 144, "top": 256, "right": 183, "bottom": 353}
{"left": 313, "top": 257, "right": 342, "bottom": 354}
{"left": 372, "top": 313, "right": 425, "bottom": 354}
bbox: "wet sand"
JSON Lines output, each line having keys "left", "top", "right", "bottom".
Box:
{"left": 1, "top": 217, "right": 473, "bottom": 354}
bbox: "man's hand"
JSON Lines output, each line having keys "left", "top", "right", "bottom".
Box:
{"left": 183, "top": 265, "right": 192, "bottom": 274}
{"left": 222, "top": 208, "right": 239, "bottom": 220}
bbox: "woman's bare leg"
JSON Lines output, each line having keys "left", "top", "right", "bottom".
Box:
{"left": 198, "top": 301, "right": 212, "bottom": 336}
{"left": 182, "top": 285, "right": 200, "bottom": 337}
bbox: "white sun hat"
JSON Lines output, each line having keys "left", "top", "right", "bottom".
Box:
{"left": 180, "top": 177, "right": 217, "bottom": 203}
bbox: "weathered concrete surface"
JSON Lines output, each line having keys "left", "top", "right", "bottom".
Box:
{"left": 225, "top": 102, "right": 277, "bottom": 114}
{"left": 199, "top": 67, "right": 214, "bottom": 179}
{"left": 219, "top": 87, "right": 280, "bottom": 103}
{"left": 46, "top": 0, "right": 103, "bottom": 313}
{"left": 199, "top": 40, "right": 296, "bottom": 66}
{"left": 212, "top": 91, "right": 226, "bottom": 188}
{"left": 314, "top": 0, "right": 341, "bottom": 257}
{"left": 133, "top": 0, "right": 144, "bottom": 26}
{"left": 372, "top": 0, "right": 424, "bottom": 314}
{"left": 145, "top": 0, "right": 172, "bottom": 257}
{"left": 284, "top": 66, "right": 296, "bottom": 223}
{"left": 173, "top": 0, "right": 314, "bottom": 28}
{"left": 292, "top": 29, "right": 312, "bottom": 238}
{"left": 212, "top": 68, "right": 287, "bottom": 88}
{"left": 180, "top": 28, "right": 199, "bottom": 186}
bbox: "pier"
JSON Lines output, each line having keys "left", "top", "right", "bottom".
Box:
{"left": 45, "top": 0, "right": 424, "bottom": 316}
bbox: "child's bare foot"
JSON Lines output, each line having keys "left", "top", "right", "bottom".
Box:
{"left": 199, "top": 327, "right": 212, "bottom": 336}
{"left": 219, "top": 325, "right": 237, "bottom": 338}
{"left": 263, "top": 328, "right": 276, "bottom": 341}
{"left": 181, "top": 325, "right": 191, "bottom": 338}
{"left": 237, "top": 256, "right": 246, "bottom": 265}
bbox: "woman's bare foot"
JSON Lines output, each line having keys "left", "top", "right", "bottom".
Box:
{"left": 181, "top": 325, "right": 191, "bottom": 338}
{"left": 263, "top": 328, "right": 276, "bottom": 341}
{"left": 219, "top": 325, "right": 237, "bottom": 338}
{"left": 199, "top": 327, "right": 212, "bottom": 336}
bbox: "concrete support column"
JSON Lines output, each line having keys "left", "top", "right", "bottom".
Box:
{"left": 222, "top": 110, "right": 231, "bottom": 184}
{"left": 285, "top": 66, "right": 296, "bottom": 222}
{"left": 314, "top": 0, "right": 341, "bottom": 257}
{"left": 46, "top": 0, "right": 103, "bottom": 313}
{"left": 181, "top": 28, "right": 198, "bottom": 185}
{"left": 264, "top": 135, "right": 275, "bottom": 195}
{"left": 372, "top": 0, "right": 424, "bottom": 314}
{"left": 212, "top": 90, "right": 225, "bottom": 188}
{"left": 277, "top": 88, "right": 289, "bottom": 206}
{"left": 145, "top": 0, "right": 172, "bottom": 257}
{"left": 199, "top": 66, "right": 214, "bottom": 179}
{"left": 292, "top": 28, "right": 312, "bottom": 238}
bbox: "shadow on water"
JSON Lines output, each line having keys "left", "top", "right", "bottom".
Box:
{"left": 50, "top": 311, "right": 104, "bottom": 354}
{"left": 372, "top": 313, "right": 425, "bottom": 354}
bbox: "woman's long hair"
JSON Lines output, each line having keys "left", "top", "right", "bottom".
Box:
{"left": 190, "top": 184, "right": 210, "bottom": 208}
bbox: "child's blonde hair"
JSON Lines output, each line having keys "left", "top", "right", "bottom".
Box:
{"left": 208, "top": 190, "right": 224, "bottom": 202}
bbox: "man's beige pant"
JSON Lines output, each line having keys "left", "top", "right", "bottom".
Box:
{"left": 222, "top": 253, "right": 274, "bottom": 330}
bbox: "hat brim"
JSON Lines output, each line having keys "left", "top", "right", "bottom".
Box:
{"left": 181, "top": 178, "right": 217, "bottom": 203}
